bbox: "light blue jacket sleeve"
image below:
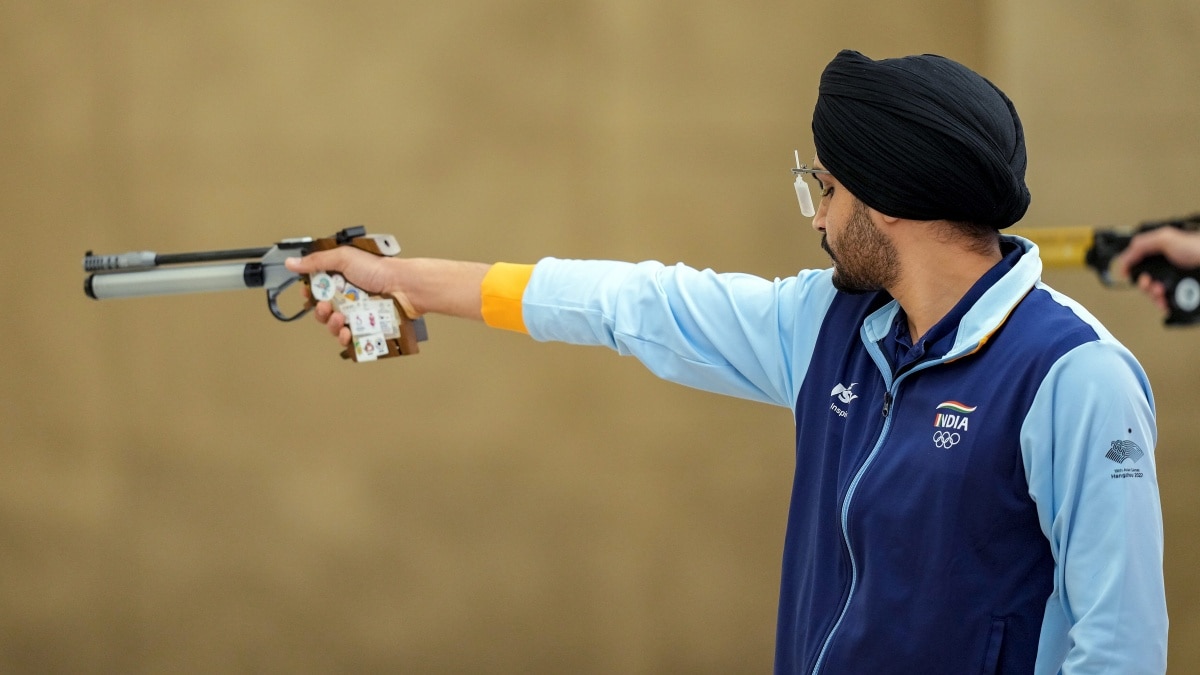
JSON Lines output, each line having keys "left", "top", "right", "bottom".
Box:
{"left": 521, "top": 257, "right": 838, "bottom": 408}
{"left": 1022, "top": 339, "right": 1167, "bottom": 674}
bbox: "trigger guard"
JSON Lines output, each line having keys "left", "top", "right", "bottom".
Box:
{"left": 267, "top": 276, "right": 311, "bottom": 322}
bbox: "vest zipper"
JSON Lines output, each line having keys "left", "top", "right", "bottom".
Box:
{"left": 812, "top": 367, "right": 933, "bottom": 673}
{"left": 811, "top": 386, "right": 897, "bottom": 675}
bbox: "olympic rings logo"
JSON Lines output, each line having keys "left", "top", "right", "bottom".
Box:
{"left": 932, "top": 431, "right": 961, "bottom": 448}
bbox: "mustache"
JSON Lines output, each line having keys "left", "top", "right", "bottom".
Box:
{"left": 821, "top": 233, "right": 838, "bottom": 263}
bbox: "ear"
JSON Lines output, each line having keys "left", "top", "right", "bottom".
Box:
{"left": 865, "top": 206, "right": 902, "bottom": 228}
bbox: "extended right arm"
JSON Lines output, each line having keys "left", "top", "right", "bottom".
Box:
{"left": 287, "top": 248, "right": 836, "bottom": 406}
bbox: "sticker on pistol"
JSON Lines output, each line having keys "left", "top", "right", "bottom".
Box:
{"left": 353, "top": 333, "right": 387, "bottom": 362}
{"left": 310, "top": 272, "right": 336, "bottom": 302}
{"left": 341, "top": 282, "right": 365, "bottom": 303}
{"left": 353, "top": 334, "right": 378, "bottom": 362}
{"left": 345, "top": 306, "right": 375, "bottom": 337}
{"left": 374, "top": 299, "right": 399, "bottom": 338}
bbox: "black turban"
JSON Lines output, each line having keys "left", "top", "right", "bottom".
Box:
{"left": 812, "top": 50, "right": 1030, "bottom": 229}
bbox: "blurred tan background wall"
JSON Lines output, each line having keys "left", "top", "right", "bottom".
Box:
{"left": 1, "top": 1, "right": 1197, "bottom": 672}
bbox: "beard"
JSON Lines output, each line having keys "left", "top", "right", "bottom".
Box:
{"left": 822, "top": 201, "right": 901, "bottom": 294}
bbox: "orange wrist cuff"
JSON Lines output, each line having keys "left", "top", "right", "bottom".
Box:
{"left": 481, "top": 263, "right": 534, "bottom": 334}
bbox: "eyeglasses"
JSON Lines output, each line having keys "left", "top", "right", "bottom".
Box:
{"left": 791, "top": 150, "right": 830, "bottom": 217}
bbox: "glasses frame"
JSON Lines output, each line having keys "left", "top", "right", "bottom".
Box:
{"left": 791, "top": 152, "right": 831, "bottom": 218}
{"left": 790, "top": 165, "right": 831, "bottom": 179}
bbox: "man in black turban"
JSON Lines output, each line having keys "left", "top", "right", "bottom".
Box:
{"left": 801, "top": 49, "right": 1033, "bottom": 339}
{"left": 287, "top": 49, "right": 1167, "bottom": 675}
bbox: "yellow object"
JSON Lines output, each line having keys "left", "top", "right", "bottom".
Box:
{"left": 481, "top": 262, "right": 534, "bottom": 334}
{"left": 1008, "top": 226, "right": 1096, "bottom": 269}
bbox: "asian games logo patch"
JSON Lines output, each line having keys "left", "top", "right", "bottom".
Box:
{"left": 1107, "top": 434, "right": 1146, "bottom": 480}
{"left": 932, "top": 400, "right": 976, "bottom": 449}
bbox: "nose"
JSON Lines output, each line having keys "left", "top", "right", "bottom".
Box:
{"left": 811, "top": 198, "right": 827, "bottom": 233}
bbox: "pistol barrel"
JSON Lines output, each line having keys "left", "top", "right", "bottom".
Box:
{"left": 84, "top": 263, "right": 263, "bottom": 300}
